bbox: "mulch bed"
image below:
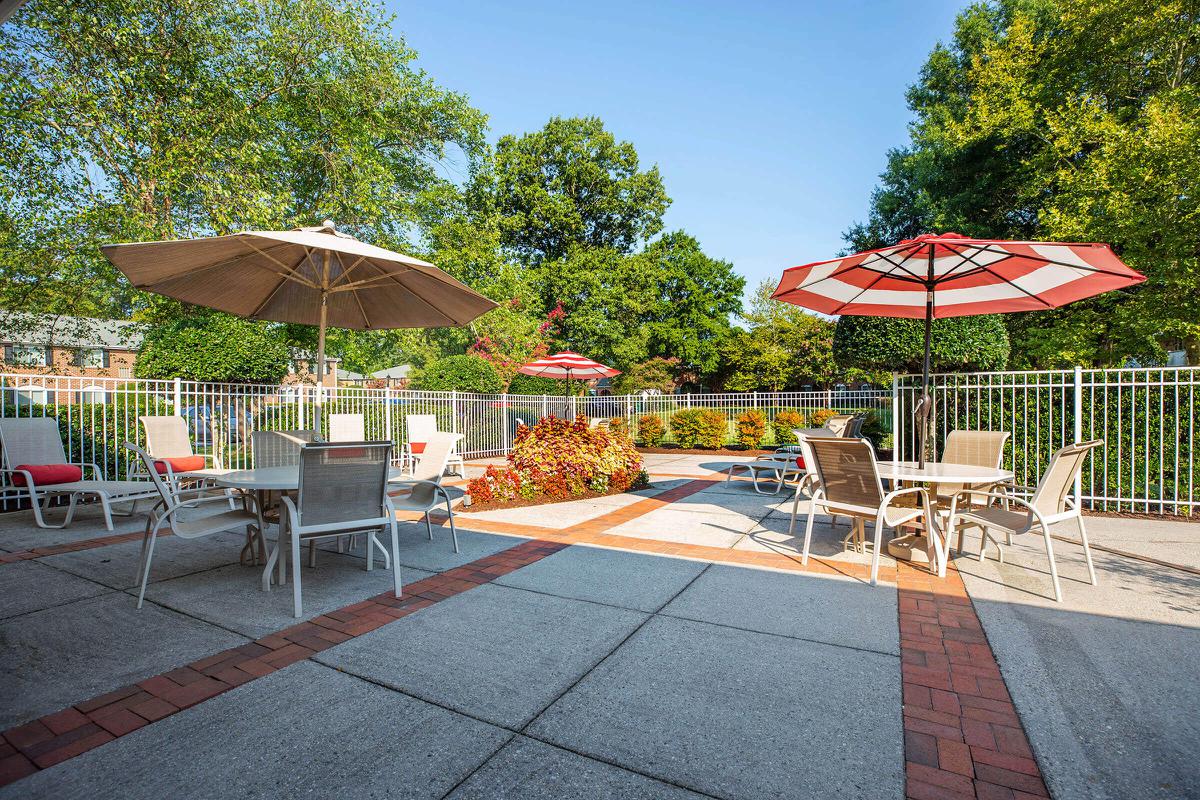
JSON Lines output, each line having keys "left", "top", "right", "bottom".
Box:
{"left": 460, "top": 485, "right": 642, "bottom": 513}
{"left": 636, "top": 445, "right": 773, "bottom": 457}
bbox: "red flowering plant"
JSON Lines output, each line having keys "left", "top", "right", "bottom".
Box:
{"left": 465, "top": 414, "right": 648, "bottom": 506}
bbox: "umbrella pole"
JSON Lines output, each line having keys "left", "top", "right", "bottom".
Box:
{"left": 315, "top": 249, "right": 331, "bottom": 405}
{"left": 918, "top": 247, "right": 935, "bottom": 469}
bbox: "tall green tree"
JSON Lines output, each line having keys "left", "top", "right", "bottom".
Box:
{"left": 0, "top": 0, "right": 486, "bottom": 324}
{"left": 847, "top": 0, "right": 1200, "bottom": 366}
{"left": 486, "top": 116, "right": 671, "bottom": 264}
{"left": 722, "top": 281, "right": 840, "bottom": 391}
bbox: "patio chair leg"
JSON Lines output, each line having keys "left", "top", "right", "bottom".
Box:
{"left": 869, "top": 523, "right": 883, "bottom": 586}
{"left": 291, "top": 531, "right": 303, "bottom": 618}
{"left": 787, "top": 486, "right": 802, "bottom": 537}
{"left": 424, "top": 512, "right": 434, "bottom": 541}
{"left": 370, "top": 529, "right": 391, "bottom": 570}
{"left": 1076, "top": 515, "right": 1097, "bottom": 585}
{"left": 136, "top": 527, "right": 159, "bottom": 609}
{"left": 1040, "top": 524, "right": 1063, "bottom": 602}
{"left": 801, "top": 504, "right": 817, "bottom": 565}
{"left": 390, "top": 520, "right": 402, "bottom": 599}
{"left": 262, "top": 531, "right": 279, "bottom": 592}
{"left": 135, "top": 516, "right": 154, "bottom": 587}
{"left": 446, "top": 498, "right": 459, "bottom": 553}
{"left": 307, "top": 540, "right": 317, "bottom": 569}
{"left": 98, "top": 495, "right": 114, "bottom": 531}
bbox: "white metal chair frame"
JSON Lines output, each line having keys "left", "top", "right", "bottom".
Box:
{"left": 125, "top": 442, "right": 258, "bottom": 608}
{"left": 945, "top": 440, "right": 1102, "bottom": 601}
{"left": 268, "top": 441, "right": 400, "bottom": 618}
{"left": 798, "top": 436, "right": 938, "bottom": 586}
{"left": 134, "top": 415, "right": 219, "bottom": 486}
{"left": 390, "top": 432, "right": 463, "bottom": 553}
{"left": 402, "top": 414, "right": 465, "bottom": 477}
{"left": 0, "top": 418, "right": 158, "bottom": 530}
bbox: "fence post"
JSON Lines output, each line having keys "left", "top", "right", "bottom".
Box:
{"left": 384, "top": 387, "right": 393, "bottom": 443}
{"left": 1073, "top": 365, "right": 1083, "bottom": 502}
{"left": 451, "top": 391, "right": 459, "bottom": 435}
{"left": 172, "top": 377, "right": 182, "bottom": 414}
{"left": 542, "top": 394, "right": 548, "bottom": 420}
{"left": 891, "top": 373, "right": 900, "bottom": 459}
{"left": 502, "top": 393, "right": 510, "bottom": 454}
{"left": 626, "top": 395, "right": 633, "bottom": 428}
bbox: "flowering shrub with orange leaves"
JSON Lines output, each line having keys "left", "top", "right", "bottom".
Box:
{"left": 466, "top": 414, "right": 648, "bottom": 505}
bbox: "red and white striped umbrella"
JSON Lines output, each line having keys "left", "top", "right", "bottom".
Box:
{"left": 772, "top": 233, "right": 1144, "bottom": 318}
{"left": 772, "top": 233, "right": 1145, "bottom": 465}
{"left": 517, "top": 351, "right": 620, "bottom": 396}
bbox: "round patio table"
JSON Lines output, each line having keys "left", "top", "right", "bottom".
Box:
{"left": 212, "top": 466, "right": 404, "bottom": 577}
{"left": 874, "top": 461, "right": 1014, "bottom": 577}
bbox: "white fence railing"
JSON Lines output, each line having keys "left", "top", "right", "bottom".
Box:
{"left": 895, "top": 367, "right": 1199, "bottom": 514}
{"left": 2, "top": 367, "right": 1196, "bottom": 514}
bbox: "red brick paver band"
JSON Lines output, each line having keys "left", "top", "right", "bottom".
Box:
{"left": 897, "top": 561, "right": 1050, "bottom": 800}
{"left": 0, "top": 538, "right": 567, "bottom": 787}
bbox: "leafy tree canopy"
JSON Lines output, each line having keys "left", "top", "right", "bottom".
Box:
{"left": 833, "top": 314, "right": 1010, "bottom": 374}
{"left": 135, "top": 315, "right": 290, "bottom": 383}
{"left": 484, "top": 116, "right": 671, "bottom": 264}
{"left": 0, "top": 0, "right": 486, "bottom": 324}
{"left": 722, "top": 282, "right": 840, "bottom": 391}
{"left": 611, "top": 357, "right": 680, "bottom": 395}
{"left": 846, "top": 0, "right": 1200, "bottom": 366}
{"left": 411, "top": 354, "right": 502, "bottom": 393}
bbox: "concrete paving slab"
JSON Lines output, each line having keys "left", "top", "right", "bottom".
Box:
{"left": 446, "top": 735, "right": 707, "bottom": 800}
{"left": 0, "top": 592, "right": 245, "bottom": 729}
{"left": 2, "top": 661, "right": 510, "bottom": 800}
{"left": 316, "top": 582, "right": 647, "bottom": 729}
{"left": 0, "top": 505, "right": 145, "bottom": 552}
{"left": 390, "top": 527, "right": 528, "bottom": 573}
{"left": 667, "top": 485, "right": 784, "bottom": 517}
{"left": 959, "top": 538, "right": 1200, "bottom": 800}
{"left": 465, "top": 497, "right": 638, "bottom": 529}
{"left": 737, "top": 513, "right": 899, "bottom": 570}
{"left": 38, "top": 530, "right": 248, "bottom": 590}
{"left": 661, "top": 564, "right": 899, "bottom": 655}
{"left": 1075, "top": 514, "right": 1200, "bottom": 570}
{"left": 0, "top": 560, "right": 111, "bottom": 620}
{"left": 494, "top": 545, "right": 708, "bottom": 612}
{"left": 528, "top": 615, "right": 903, "bottom": 800}
{"left": 604, "top": 507, "right": 756, "bottom": 548}
{"left": 140, "top": 552, "right": 432, "bottom": 639}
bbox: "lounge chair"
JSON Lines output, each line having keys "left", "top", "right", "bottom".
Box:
{"left": 404, "top": 414, "right": 465, "bottom": 477}
{"left": 389, "top": 432, "right": 464, "bottom": 552}
{"left": 272, "top": 442, "right": 400, "bottom": 617}
{"left": 800, "top": 437, "right": 937, "bottom": 586}
{"left": 0, "top": 418, "right": 159, "bottom": 530}
{"left": 945, "top": 440, "right": 1102, "bottom": 601}
{"left": 124, "top": 442, "right": 259, "bottom": 608}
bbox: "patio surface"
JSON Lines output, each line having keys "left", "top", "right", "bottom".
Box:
{"left": 0, "top": 453, "right": 1195, "bottom": 799}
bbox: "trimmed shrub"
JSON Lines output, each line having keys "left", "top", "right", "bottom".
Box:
{"left": 833, "top": 314, "right": 1009, "bottom": 373}
{"left": 136, "top": 315, "right": 290, "bottom": 384}
{"left": 413, "top": 355, "right": 502, "bottom": 393}
{"left": 671, "top": 408, "right": 726, "bottom": 449}
{"left": 506, "top": 372, "right": 563, "bottom": 395}
{"left": 772, "top": 409, "right": 804, "bottom": 445}
{"left": 637, "top": 414, "right": 665, "bottom": 447}
{"left": 735, "top": 409, "right": 767, "bottom": 449}
{"left": 809, "top": 408, "right": 838, "bottom": 428}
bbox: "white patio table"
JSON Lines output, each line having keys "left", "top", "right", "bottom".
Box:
{"left": 875, "top": 461, "right": 1014, "bottom": 577}
{"left": 212, "top": 465, "right": 404, "bottom": 579}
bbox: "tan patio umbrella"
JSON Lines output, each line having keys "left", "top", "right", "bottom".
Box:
{"left": 101, "top": 221, "right": 497, "bottom": 382}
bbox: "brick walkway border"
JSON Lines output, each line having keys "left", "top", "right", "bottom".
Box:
{"left": 0, "top": 539, "right": 566, "bottom": 786}
{"left": 897, "top": 562, "right": 1049, "bottom": 799}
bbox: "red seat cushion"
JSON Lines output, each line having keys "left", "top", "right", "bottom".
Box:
{"left": 409, "top": 442, "right": 426, "bottom": 455}
{"left": 12, "top": 464, "right": 83, "bottom": 486}
{"left": 153, "top": 455, "right": 207, "bottom": 474}
{"left": 794, "top": 456, "right": 805, "bottom": 469}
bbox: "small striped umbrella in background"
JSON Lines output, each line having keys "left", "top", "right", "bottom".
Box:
{"left": 772, "top": 233, "right": 1146, "bottom": 466}
{"left": 517, "top": 351, "right": 621, "bottom": 397}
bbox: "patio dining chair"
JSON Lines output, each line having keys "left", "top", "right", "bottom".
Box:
{"left": 124, "top": 442, "right": 259, "bottom": 608}
{"left": 136, "top": 416, "right": 224, "bottom": 484}
{"left": 945, "top": 440, "right": 1103, "bottom": 602}
{"left": 800, "top": 437, "right": 937, "bottom": 586}
{"left": 389, "top": 432, "right": 464, "bottom": 553}
{"left": 0, "top": 418, "right": 160, "bottom": 530}
{"left": 404, "top": 414, "right": 465, "bottom": 477}
{"left": 271, "top": 442, "right": 400, "bottom": 617}
{"left": 328, "top": 413, "right": 365, "bottom": 442}
{"left": 934, "top": 429, "right": 1011, "bottom": 515}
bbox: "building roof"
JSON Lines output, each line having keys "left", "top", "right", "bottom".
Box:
{"left": 337, "top": 368, "right": 365, "bottom": 381}
{"left": 370, "top": 364, "right": 412, "bottom": 379}
{"left": 0, "top": 312, "right": 144, "bottom": 350}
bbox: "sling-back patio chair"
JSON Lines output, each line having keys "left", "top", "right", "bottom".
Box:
{"left": 389, "top": 432, "right": 464, "bottom": 553}
{"left": 403, "top": 414, "right": 465, "bottom": 477}
{"left": 800, "top": 437, "right": 938, "bottom": 586}
{"left": 0, "top": 418, "right": 159, "bottom": 530}
{"left": 136, "top": 416, "right": 226, "bottom": 485}
{"left": 125, "top": 442, "right": 260, "bottom": 608}
{"left": 945, "top": 440, "right": 1103, "bottom": 601}
{"left": 328, "top": 413, "right": 365, "bottom": 442}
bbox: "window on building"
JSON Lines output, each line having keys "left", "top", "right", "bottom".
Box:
{"left": 78, "top": 386, "right": 108, "bottom": 404}
{"left": 75, "top": 348, "right": 107, "bottom": 369}
{"left": 7, "top": 345, "right": 48, "bottom": 366}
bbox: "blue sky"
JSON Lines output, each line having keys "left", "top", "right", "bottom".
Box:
{"left": 386, "top": 0, "right": 968, "bottom": 299}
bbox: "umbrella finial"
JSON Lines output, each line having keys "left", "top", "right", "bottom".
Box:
{"left": 321, "top": 219, "right": 336, "bottom": 232}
